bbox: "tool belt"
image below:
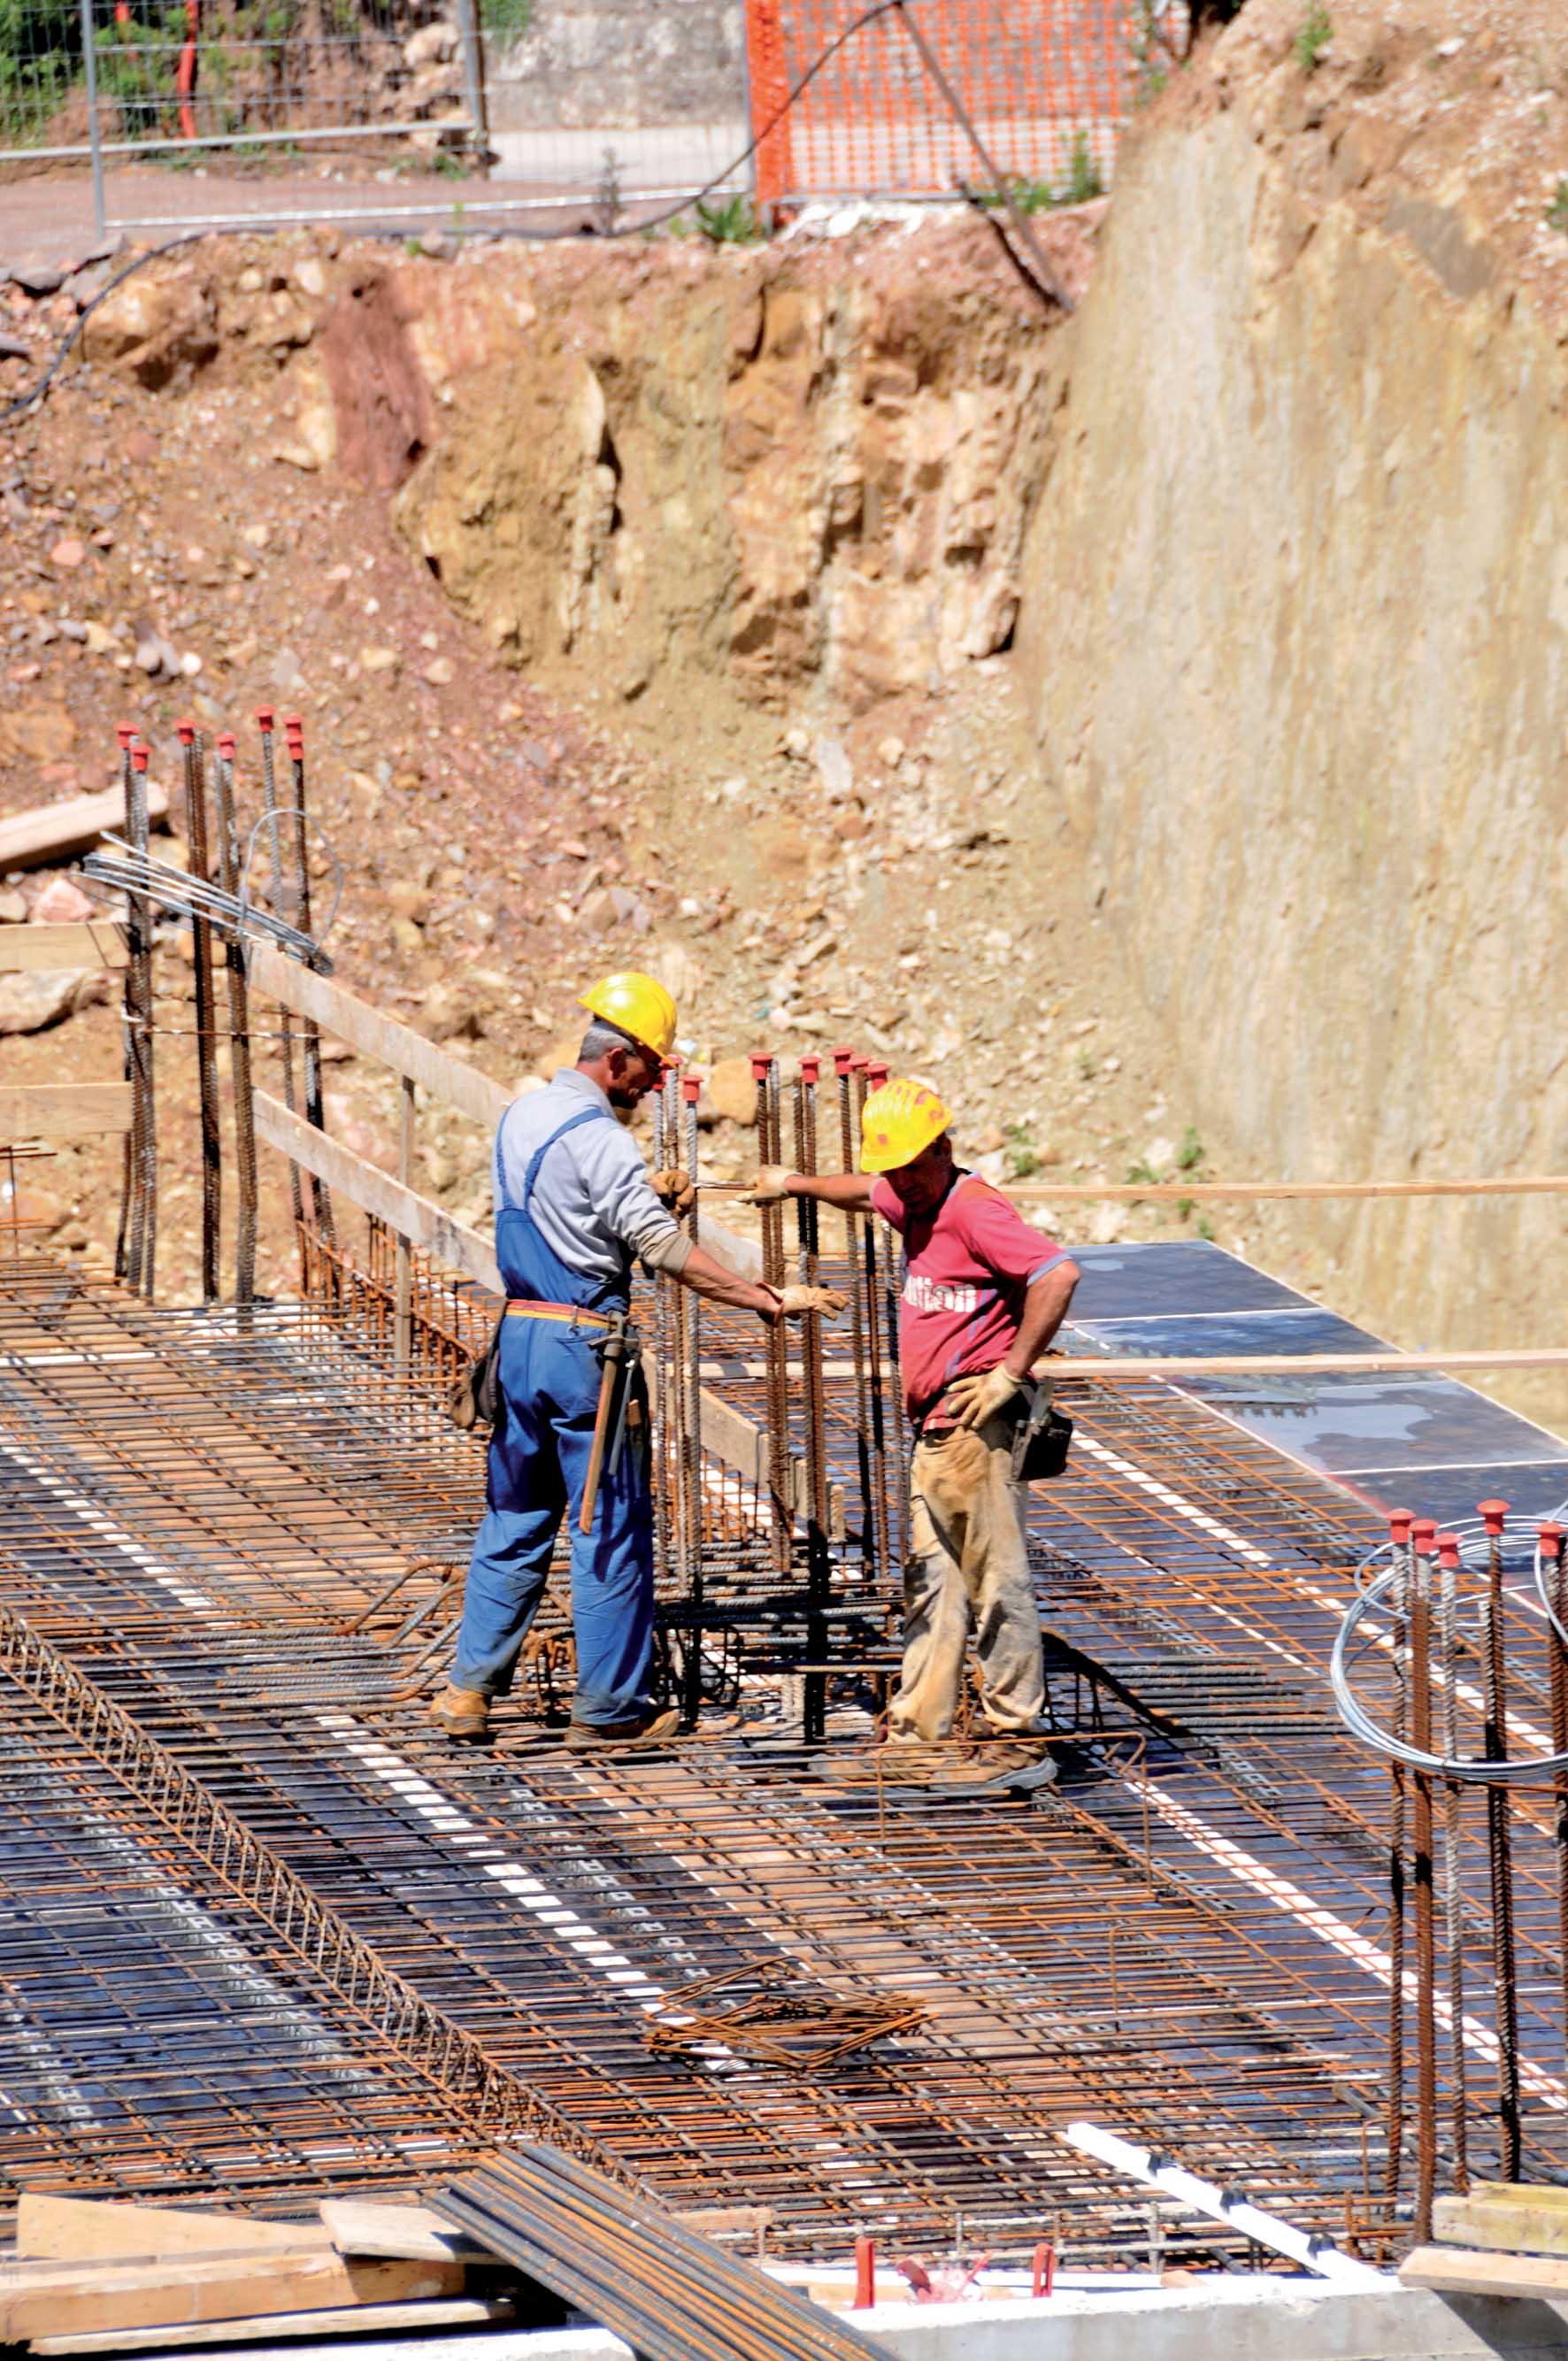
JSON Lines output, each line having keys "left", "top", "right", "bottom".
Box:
{"left": 913, "top": 1377, "right": 1073, "bottom": 1484}
{"left": 449, "top": 1301, "right": 626, "bottom": 1432}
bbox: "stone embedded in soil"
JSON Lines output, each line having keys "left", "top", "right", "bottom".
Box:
{"left": 0, "top": 970, "right": 89, "bottom": 1034}
{"left": 48, "top": 537, "right": 86, "bottom": 571}
{"left": 31, "top": 876, "right": 95, "bottom": 923}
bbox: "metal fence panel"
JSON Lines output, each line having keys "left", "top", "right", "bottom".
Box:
{"left": 745, "top": 0, "right": 1148, "bottom": 206}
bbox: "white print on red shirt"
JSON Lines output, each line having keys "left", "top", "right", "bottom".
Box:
{"left": 903, "top": 1273, "right": 988, "bottom": 1318}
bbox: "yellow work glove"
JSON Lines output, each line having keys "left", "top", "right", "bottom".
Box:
{"left": 748, "top": 1165, "right": 793, "bottom": 1204}
{"left": 649, "top": 1165, "right": 696, "bottom": 1218}
{"left": 778, "top": 1283, "right": 849, "bottom": 1320}
{"left": 945, "top": 1365, "right": 1026, "bottom": 1428}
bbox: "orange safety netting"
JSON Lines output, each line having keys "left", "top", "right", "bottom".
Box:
{"left": 744, "top": 0, "right": 1140, "bottom": 209}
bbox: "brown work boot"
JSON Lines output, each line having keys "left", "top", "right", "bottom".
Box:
{"left": 430, "top": 1684, "right": 491, "bottom": 1743}
{"left": 565, "top": 1705, "right": 680, "bottom": 1753}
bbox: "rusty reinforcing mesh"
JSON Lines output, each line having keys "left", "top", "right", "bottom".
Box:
{"left": 744, "top": 0, "right": 1144, "bottom": 208}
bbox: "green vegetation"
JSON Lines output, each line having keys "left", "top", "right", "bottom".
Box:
{"left": 980, "top": 131, "right": 1106, "bottom": 216}
{"left": 1003, "top": 1121, "right": 1042, "bottom": 1180}
{"left": 0, "top": 0, "right": 80, "bottom": 142}
{"left": 1195, "top": 1213, "right": 1217, "bottom": 1242}
{"left": 695, "top": 192, "right": 764, "bottom": 244}
{"left": 1549, "top": 180, "right": 1568, "bottom": 236}
{"left": 1176, "top": 1125, "right": 1205, "bottom": 1173}
{"left": 1295, "top": 3, "right": 1333, "bottom": 72}
{"left": 478, "top": 0, "right": 530, "bottom": 40}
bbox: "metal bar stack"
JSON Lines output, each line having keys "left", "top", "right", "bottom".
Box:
{"left": 178, "top": 719, "right": 221, "bottom": 1307}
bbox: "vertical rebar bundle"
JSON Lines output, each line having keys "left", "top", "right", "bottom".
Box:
{"left": 1547, "top": 1523, "right": 1568, "bottom": 2088}
{"left": 1480, "top": 1497, "right": 1522, "bottom": 2180}
{"left": 850, "top": 1057, "right": 892, "bottom": 1596}
{"left": 1407, "top": 1521, "right": 1437, "bottom": 2242}
{"left": 795, "top": 1057, "right": 830, "bottom": 1745}
{"left": 755, "top": 1054, "right": 792, "bottom": 1577}
{"left": 180, "top": 721, "right": 222, "bottom": 1307}
{"left": 1384, "top": 1510, "right": 1410, "bottom": 2206}
{"left": 212, "top": 731, "right": 257, "bottom": 1314}
{"left": 125, "top": 738, "right": 158, "bottom": 1298}
{"left": 257, "top": 706, "right": 304, "bottom": 1242}
{"left": 1436, "top": 1529, "right": 1468, "bottom": 2190}
{"left": 285, "top": 714, "right": 334, "bottom": 1248}
{"left": 681, "top": 1072, "right": 704, "bottom": 1728}
{"left": 834, "top": 1048, "right": 880, "bottom": 1583}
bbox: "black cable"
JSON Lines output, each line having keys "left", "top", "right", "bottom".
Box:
{"left": 1, "top": 0, "right": 908, "bottom": 427}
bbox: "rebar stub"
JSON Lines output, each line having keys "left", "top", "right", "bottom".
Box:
{"left": 1479, "top": 1497, "right": 1510, "bottom": 1534}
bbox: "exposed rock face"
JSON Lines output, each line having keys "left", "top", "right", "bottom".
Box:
{"left": 388, "top": 222, "right": 1088, "bottom": 709}
{"left": 81, "top": 266, "right": 219, "bottom": 389}
{"left": 1017, "top": 16, "right": 1568, "bottom": 1416}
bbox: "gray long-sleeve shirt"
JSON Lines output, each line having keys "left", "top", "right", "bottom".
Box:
{"left": 493, "top": 1067, "right": 692, "bottom": 1289}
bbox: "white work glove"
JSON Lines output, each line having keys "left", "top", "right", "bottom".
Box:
{"left": 945, "top": 1365, "right": 1026, "bottom": 1428}
{"left": 649, "top": 1165, "right": 696, "bottom": 1218}
{"left": 748, "top": 1165, "right": 792, "bottom": 1204}
{"left": 778, "top": 1282, "right": 849, "bottom": 1320}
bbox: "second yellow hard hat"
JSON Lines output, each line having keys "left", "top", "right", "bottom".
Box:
{"left": 859, "top": 1076, "right": 952, "bottom": 1173}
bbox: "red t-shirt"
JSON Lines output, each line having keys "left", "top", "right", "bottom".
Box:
{"left": 871, "top": 1172, "right": 1071, "bottom": 1423}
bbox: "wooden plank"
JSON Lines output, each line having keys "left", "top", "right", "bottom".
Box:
{"left": 0, "top": 922, "right": 127, "bottom": 973}
{"left": 0, "top": 2249, "right": 464, "bottom": 2340}
{"left": 1470, "top": 2180, "right": 1568, "bottom": 2210}
{"left": 0, "top": 1083, "right": 134, "bottom": 1142}
{"left": 251, "top": 1092, "right": 502, "bottom": 1294}
{"left": 246, "top": 945, "right": 511, "bottom": 1130}
{"left": 1433, "top": 2192, "right": 1568, "bottom": 2257}
{"left": 1400, "top": 2242, "right": 1568, "bottom": 2298}
{"left": 34, "top": 2295, "right": 515, "bottom": 2355}
{"left": 319, "top": 2198, "right": 488, "bottom": 2264}
{"left": 0, "top": 783, "right": 170, "bottom": 873}
{"left": 1046, "top": 1350, "right": 1568, "bottom": 1378}
{"left": 18, "top": 2193, "right": 328, "bottom": 2262}
{"left": 701, "top": 1175, "right": 1568, "bottom": 1204}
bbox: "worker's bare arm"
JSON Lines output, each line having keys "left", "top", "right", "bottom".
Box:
{"left": 1005, "top": 1260, "right": 1080, "bottom": 1381}
{"left": 749, "top": 1166, "right": 876, "bottom": 1212}
{"left": 678, "top": 1241, "right": 781, "bottom": 1322}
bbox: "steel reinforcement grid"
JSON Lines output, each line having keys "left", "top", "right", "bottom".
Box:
{"left": 1, "top": 1249, "right": 1564, "bottom": 2265}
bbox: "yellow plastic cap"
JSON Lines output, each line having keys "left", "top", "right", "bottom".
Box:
{"left": 577, "top": 971, "right": 679, "bottom": 1061}
{"left": 859, "top": 1077, "right": 952, "bottom": 1173}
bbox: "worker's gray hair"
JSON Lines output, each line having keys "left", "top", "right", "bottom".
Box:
{"left": 579, "top": 1017, "right": 641, "bottom": 1063}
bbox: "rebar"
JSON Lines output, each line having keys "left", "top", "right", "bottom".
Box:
{"left": 256, "top": 706, "right": 304, "bottom": 1242}
{"left": 755, "top": 1054, "right": 792, "bottom": 1579}
{"left": 1481, "top": 1497, "right": 1522, "bottom": 2180}
{"left": 212, "top": 731, "right": 257, "bottom": 1313}
{"left": 1437, "top": 1530, "right": 1468, "bottom": 2188}
{"left": 1408, "top": 1527, "right": 1437, "bottom": 2241}
{"left": 180, "top": 721, "right": 221, "bottom": 1307}
{"left": 286, "top": 714, "right": 334, "bottom": 1248}
{"left": 681, "top": 1072, "right": 704, "bottom": 1729}
{"left": 1383, "top": 1511, "right": 1409, "bottom": 2207}
{"left": 834, "top": 1048, "right": 878, "bottom": 1580}
{"left": 127, "top": 740, "right": 157, "bottom": 1299}
{"left": 1550, "top": 1526, "right": 1568, "bottom": 2090}
{"left": 795, "top": 1056, "right": 830, "bottom": 1745}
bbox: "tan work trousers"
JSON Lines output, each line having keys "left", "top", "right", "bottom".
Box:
{"left": 887, "top": 1410, "right": 1045, "bottom": 1742}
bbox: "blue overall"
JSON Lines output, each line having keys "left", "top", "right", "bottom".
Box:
{"left": 451, "top": 1104, "right": 656, "bottom": 1728}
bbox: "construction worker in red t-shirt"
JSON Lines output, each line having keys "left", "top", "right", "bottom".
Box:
{"left": 750, "top": 1076, "right": 1079, "bottom": 1772}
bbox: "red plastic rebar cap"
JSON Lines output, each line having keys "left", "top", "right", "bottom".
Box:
{"left": 833, "top": 1046, "right": 856, "bottom": 1075}
{"left": 867, "top": 1060, "right": 890, "bottom": 1085}
{"left": 255, "top": 706, "right": 274, "bottom": 731}
{"left": 1538, "top": 1521, "right": 1564, "bottom": 1558}
{"left": 176, "top": 719, "right": 195, "bottom": 744}
{"left": 799, "top": 1055, "right": 820, "bottom": 1085}
{"left": 1437, "top": 1533, "right": 1462, "bottom": 1566}
{"left": 681, "top": 1074, "right": 702, "bottom": 1104}
{"left": 749, "top": 1053, "right": 772, "bottom": 1082}
{"left": 1478, "top": 1498, "right": 1510, "bottom": 1534}
{"left": 117, "top": 723, "right": 136, "bottom": 749}
{"left": 283, "top": 713, "right": 303, "bottom": 734}
{"left": 131, "top": 745, "right": 149, "bottom": 771}
{"left": 217, "top": 733, "right": 235, "bottom": 757}
{"left": 1387, "top": 1511, "right": 1414, "bottom": 1543}
{"left": 1410, "top": 1517, "right": 1437, "bottom": 1552}
{"left": 849, "top": 1053, "right": 870, "bottom": 1072}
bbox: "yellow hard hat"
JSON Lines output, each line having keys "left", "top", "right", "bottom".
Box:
{"left": 859, "top": 1076, "right": 952, "bottom": 1173}
{"left": 577, "top": 971, "right": 678, "bottom": 1062}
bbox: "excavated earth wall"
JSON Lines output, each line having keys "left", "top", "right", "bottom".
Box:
{"left": 1018, "top": 0, "right": 1568, "bottom": 1416}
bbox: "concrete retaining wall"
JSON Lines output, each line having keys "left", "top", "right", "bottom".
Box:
{"left": 484, "top": 0, "right": 745, "bottom": 131}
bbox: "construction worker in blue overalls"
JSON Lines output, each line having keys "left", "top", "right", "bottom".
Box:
{"left": 433, "top": 973, "right": 840, "bottom": 1751}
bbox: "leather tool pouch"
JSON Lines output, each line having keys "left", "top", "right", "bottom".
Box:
{"left": 1010, "top": 1390, "right": 1073, "bottom": 1483}
{"left": 450, "top": 1313, "right": 504, "bottom": 1432}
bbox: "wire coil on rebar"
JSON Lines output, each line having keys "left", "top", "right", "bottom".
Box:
{"left": 1332, "top": 1507, "right": 1568, "bottom": 1786}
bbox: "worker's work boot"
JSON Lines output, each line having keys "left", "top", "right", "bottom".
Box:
{"left": 430, "top": 1684, "right": 491, "bottom": 1743}
{"left": 565, "top": 1704, "right": 680, "bottom": 1753}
